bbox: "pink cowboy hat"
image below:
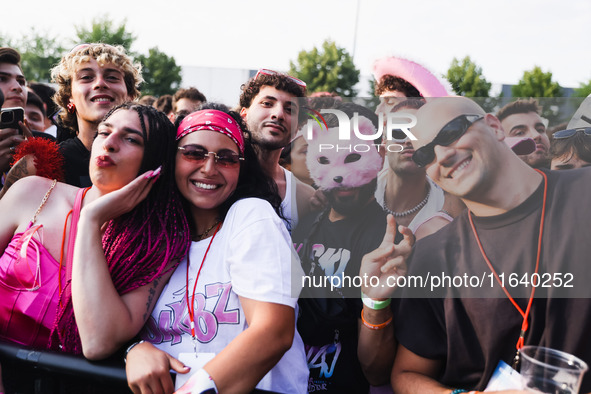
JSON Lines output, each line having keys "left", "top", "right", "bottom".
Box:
{"left": 373, "top": 56, "right": 449, "bottom": 97}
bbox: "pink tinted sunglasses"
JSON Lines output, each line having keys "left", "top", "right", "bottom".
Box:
{"left": 255, "top": 68, "right": 307, "bottom": 93}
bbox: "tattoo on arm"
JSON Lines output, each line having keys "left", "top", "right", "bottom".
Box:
{"left": 0, "top": 157, "right": 31, "bottom": 199}
{"left": 143, "top": 278, "right": 160, "bottom": 322}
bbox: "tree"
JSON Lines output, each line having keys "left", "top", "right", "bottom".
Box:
{"left": 512, "top": 66, "right": 562, "bottom": 98}
{"left": 136, "top": 47, "right": 182, "bottom": 96}
{"left": 18, "top": 29, "right": 65, "bottom": 83}
{"left": 289, "top": 40, "right": 359, "bottom": 97}
{"left": 75, "top": 16, "right": 135, "bottom": 52}
{"left": 574, "top": 80, "right": 591, "bottom": 98}
{"left": 445, "top": 56, "right": 491, "bottom": 97}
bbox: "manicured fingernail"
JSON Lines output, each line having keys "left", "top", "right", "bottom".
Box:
{"left": 183, "top": 365, "right": 191, "bottom": 370}
{"left": 152, "top": 166, "right": 162, "bottom": 177}
{"left": 144, "top": 170, "right": 154, "bottom": 179}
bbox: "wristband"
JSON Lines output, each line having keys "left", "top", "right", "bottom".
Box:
{"left": 361, "top": 309, "right": 393, "bottom": 330}
{"left": 361, "top": 291, "right": 391, "bottom": 310}
{"left": 124, "top": 340, "right": 145, "bottom": 363}
{"left": 183, "top": 368, "right": 218, "bottom": 393}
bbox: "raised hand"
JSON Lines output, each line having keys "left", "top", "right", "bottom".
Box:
{"left": 359, "top": 214, "right": 414, "bottom": 299}
{"left": 82, "top": 167, "right": 161, "bottom": 225}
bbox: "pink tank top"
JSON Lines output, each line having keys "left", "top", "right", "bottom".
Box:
{"left": 0, "top": 224, "right": 63, "bottom": 347}
{"left": 0, "top": 186, "right": 85, "bottom": 349}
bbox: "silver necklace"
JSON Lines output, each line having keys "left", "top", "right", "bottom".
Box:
{"left": 383, "top": 184, "right": 430, "bottom": 218}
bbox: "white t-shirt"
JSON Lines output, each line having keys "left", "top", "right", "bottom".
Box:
{"left": 281, "top": 166, "right": 298, "bottom": 231}
{"left": 143, "top": 198, "right": 308, "bottom": 394}
{"left": 375, "top": 169, "right": 446, "bottom": 233}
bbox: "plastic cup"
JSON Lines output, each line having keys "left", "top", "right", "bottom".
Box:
{"left": 520, "top": 346, "right": 588, "bottom": 393}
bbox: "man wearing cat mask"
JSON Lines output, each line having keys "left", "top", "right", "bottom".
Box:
{"left": 293, "top": 101, "right": 412, "bottom": 393}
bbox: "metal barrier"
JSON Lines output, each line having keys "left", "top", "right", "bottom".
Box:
{"left": 0, "top": 340, "right": 130, "bottom": 393}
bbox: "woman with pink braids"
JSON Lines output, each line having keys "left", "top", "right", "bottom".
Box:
{"left": 0, "top": 104, "right": 191, "bottom": 368}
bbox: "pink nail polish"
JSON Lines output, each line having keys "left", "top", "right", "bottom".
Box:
{"left": 144, "top": 170, "right": 154, "bottom": 179}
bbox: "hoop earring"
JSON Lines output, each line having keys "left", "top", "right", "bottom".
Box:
{"left": 67, "top": 103, "right": 76, "bottom": 114}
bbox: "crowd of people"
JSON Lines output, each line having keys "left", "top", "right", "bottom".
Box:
{"left": 0, "top": 42, "right": 591, "bottom": 394}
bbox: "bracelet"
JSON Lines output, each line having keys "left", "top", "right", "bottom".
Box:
{"left": 187, "top": 368, "right": 218, "bottom": 393}
{"left": 361, "top": 291, "right": 391, "bottom": 310}
{"left": 124, "top": 340, "right": 145, "bottom": 363}
{"left": 450, "top": 390, "right": 468, "bottom": 394}
{"left": 361, "top": 309, "right": 393, "bottom": 330}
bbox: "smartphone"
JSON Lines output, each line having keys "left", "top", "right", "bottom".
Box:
{"left": 0, "top": 107, "right": 25, "bottom": 132}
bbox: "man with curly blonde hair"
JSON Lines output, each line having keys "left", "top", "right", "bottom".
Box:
{"left": 1, "top": 44, "right": 143, "bottom": 191}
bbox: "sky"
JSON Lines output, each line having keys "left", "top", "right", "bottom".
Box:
{"left": 2, "top": 0, "right": 590, "bottom": 92}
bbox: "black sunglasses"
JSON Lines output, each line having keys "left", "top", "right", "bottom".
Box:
{"left": 412, "top": 114, "right": 483, "bottom": 167}
{"left": 552, "top": 127, "right": 591, "bottom": 140}
{"left": 178, "top": 145, "right": 244, "bottom": 167}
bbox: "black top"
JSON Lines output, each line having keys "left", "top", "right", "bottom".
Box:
{"left": 396, "top": 168, "right": 591, "bottom": 392}
{"left": 59, "top": 137, "right": 91, "bottom": 188}
{"left": 293, "top": 200, "right": 389, "bottom": 393}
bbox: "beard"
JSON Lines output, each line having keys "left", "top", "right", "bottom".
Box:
{"left": 325, "top": 179, "right": 377, "bottom": 217}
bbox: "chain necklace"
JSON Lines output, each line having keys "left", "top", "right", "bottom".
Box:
{"left": 195, "top": 219, "right": 222, "bottom": 241}
{"left": 383, "top": 184, "right": 430, "bottom": 218}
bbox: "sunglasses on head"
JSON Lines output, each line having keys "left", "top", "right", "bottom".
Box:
{"left": 552, "top": 127, "right": 591, "bottom": 140}
{"left": 412, "top": 114, "right": 483, "bottom": 167}
{"left": 178, "top": 145, "right": 244, "bottom": 167}
{"left": 254, "top": 68, "right": 307, "bottom": 93}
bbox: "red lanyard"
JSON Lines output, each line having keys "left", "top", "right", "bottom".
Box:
{"left": 185, "top": 222, "right": 222, "bottom": 346}
{"left": 468, "top": 169, "right": 547, "bottom": 359}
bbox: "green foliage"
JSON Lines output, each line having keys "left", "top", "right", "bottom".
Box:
{"left": 511, "top": 66, "right": 562, "bottom": 98}
{"left": 75, "top": 16, "right": 135, "bottom": 52}
{"left": 136, "top": 48, "right": 182, "bottom": 96}
{"left": 0, "top": 29, "right": 65, "bottom": 83}
{"left": 574, "top": 80, "right": 591, "bottom": 98}
{"left": 289, "top": 39, "right": 360, "bottom": 97}
{"left": 19, "top": 29, "right": 65, "bottom": 82}
{"left": 446, "top": 56, "right": 491, "bottom": 97}
{"left": 367, "top": 79, "right": 376, "bottom": 97}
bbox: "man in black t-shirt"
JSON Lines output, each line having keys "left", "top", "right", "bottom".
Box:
{"left": 383, "top": 97, "right": 591, "bottom": 393}
{"left": 293, "top": 102, "right": 412, "bottom": 393}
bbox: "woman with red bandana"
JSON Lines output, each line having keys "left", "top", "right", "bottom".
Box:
{"left": 125, "top": 103, "right": 308, "bottom": 394}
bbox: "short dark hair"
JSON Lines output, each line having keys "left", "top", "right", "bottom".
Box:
{"left": 172, "top": 87, "right": 206, "bottom": 112}
{"left": 239, "top": 73, "right": 306, "bottom": 110}
{"left": 138, "top": 95, "right": 157, "bottom": 106}
{"left": 375, "top": 75, "right": 422, "bottom": 97}
{"left": 154, "top": 94, "right": 173, "bottom": 114}
{"left": 26, "top": 91, "right": 46, "bottom": 117}
{"left": 550, "top": 131, "right": 591, "bottom": 164}
{"left": 0, "top": 47, "right": 22, "bottom": 70}
{"left": 496, "top": 98, "right": 541, "bottom": 121}
{"left": 29, "top": 83, "right": 58, "bottom": 119}
{"left": 391, "top": 98, "right": 425, "bottom": 112}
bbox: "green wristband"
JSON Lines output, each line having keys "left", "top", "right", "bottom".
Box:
{"left": 361, "top": 291, "right": 391, "bottom": 310}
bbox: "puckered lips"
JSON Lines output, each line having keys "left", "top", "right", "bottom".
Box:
{"left": 96, "top": 154, "right": 115, "bottom": 168}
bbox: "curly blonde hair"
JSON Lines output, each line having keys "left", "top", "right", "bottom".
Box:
{"left": 51, "top": 43, "right": 143, "bottom": 132}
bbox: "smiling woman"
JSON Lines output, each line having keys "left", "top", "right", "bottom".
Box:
{"left": 125, "top": 103, "right": 308, "bottom": 394}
